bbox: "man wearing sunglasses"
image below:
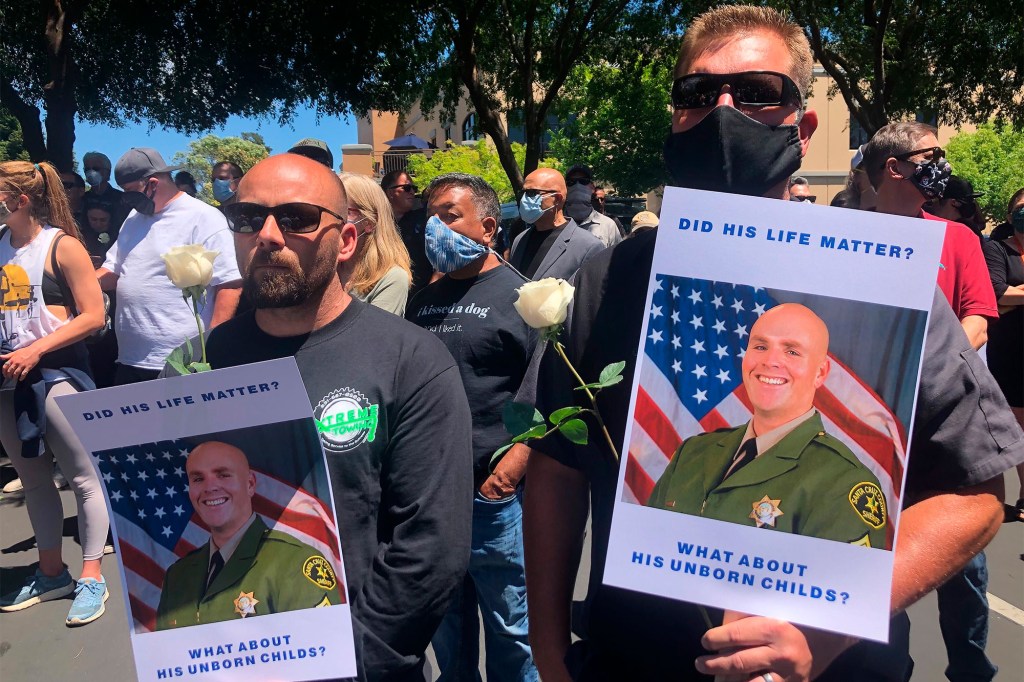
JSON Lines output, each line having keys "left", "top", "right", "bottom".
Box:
{"left": 864, "top": 123, "right": 1001, "bottom": 682}
{"left": 186, "top": 153, "right": 473, "bottom": 682}
{"left": 523, "top": 6, "right": 1020, "bottom": 682}
{"left": 563, "top": 165, "right": 622, "bottom": 248}
{"left": 509, "top": 168, "right": 604, "bottom": 281}
{"left": 787, "top": 176, "right": 816, "bottom": 204}
{"left": 97, "top": 147, "right": 242, "bottom": 385}
{"left": 382, "top": 169, "right": 433, "bottom": 298}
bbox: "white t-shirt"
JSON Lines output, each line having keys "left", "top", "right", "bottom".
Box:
{"left": 1, "top": 226, "right": 68, "bottom": 350}
{"left": 102, "top": 193, "right": 241, "bottom": 369}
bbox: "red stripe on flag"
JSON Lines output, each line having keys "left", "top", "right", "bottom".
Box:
{"left": 173, "top": 536, "right": 199, "bottom": 555}
{"left": 815, "top": 387, "right": 903, "bottom": 484}
{"left": 829, "top": 355, "right": 908, "bottom": 446}
{"left": 698, "top": 409, "right": 730, "bottom": 433}
{"left": 635, "top": 388, "right": 683, "bottom": 460}
{"left": 253, "top": 497, "right": 336, "bottom": 549}
{"left": 625, "top": 453, "right": 656, "bottom": 503}
{"left": 130, "top": 594, "right": 157, "bottom": 633}
{"left": 119, "top": 541, "right": 169, "bottom": 590}
{"left": 256, "top": 469, "right": 336, "bottom": 522}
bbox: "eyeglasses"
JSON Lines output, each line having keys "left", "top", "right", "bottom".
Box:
{"left": 672, "top": 71, "right": 803, "bottom": 110}
{"left": 386, "top": 183, "right": 417, "bottom": 193}
{"left": 566, "top": 177, "right": 591, "bottom": 187}
{"left": 789, "top": 195, "right": 817, "bottom": 203}
{"left": 522, "top": 189, "right": 557, "bottom": 198}
{"left": 223, "top": 202, "right": 345, "bottom": 234}
{"left": 894, "top": 146, "right": 945, "bottom": 162}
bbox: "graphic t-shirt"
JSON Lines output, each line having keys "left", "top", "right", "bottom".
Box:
{"left": 406, "top": 266, "right": 537, "bottom": 486}
{"left": 193, "top": 299, "right": 473, "bottom": 681}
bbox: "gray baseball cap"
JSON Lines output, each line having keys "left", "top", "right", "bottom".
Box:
{"left": 288, "top": 138, "right": 334, "bottom": 168}
{"left": 114, "top": 147, "right": 182, "bottom": 186}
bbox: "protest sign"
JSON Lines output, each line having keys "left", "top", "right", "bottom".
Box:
{"left": 604, "top": 187, "right": 944, "bottom": 641}
{"left": 56, "top": 358, "right": 356, "bottom": 681}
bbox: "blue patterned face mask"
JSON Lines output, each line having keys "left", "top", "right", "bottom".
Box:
{"left": 425, "top": 215, "right": 490, "bottom": 273}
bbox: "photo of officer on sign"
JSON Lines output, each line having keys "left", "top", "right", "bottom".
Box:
{"left": 645, "top": 303, "right": 888, "bottom": 547}
{"left": 156, "top": 441, "right": 338, "bottom": 630}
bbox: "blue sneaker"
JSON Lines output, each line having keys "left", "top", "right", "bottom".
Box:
{"left": 66, "top": 577, "right": 108, "bottom": 626}
{"left": 0, "top": 568, "right": 74, "bottom": 611}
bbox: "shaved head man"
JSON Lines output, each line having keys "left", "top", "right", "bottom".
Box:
{"left": 649, "top": 302, "right": 887, "bottom": 548}
{"left": 742, "top": 303, "right": 830, "bottom": 433}
{"left": 156, "top": 441, "right": 339, "bottom": 630}
{"left": 186, "top": 442, "right": 257, "bottom": 547}
{"left": 508, "top": 167, "right": 604, "bottom": 280}
{"left": 168, "top": 152, "right": 474, "bottom": 674}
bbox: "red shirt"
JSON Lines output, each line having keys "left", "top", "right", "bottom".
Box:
{"left": 921, "top": 211, "right": 999, "bottom": 320}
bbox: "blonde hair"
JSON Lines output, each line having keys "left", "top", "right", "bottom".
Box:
{"left": 338, "top": 172, "right": 412, "bottom": 296}
{"left": 675, "top": 5, "right": 813, "bottom": 99}
{"left": 0, "top": 160, "right": 83, "bottom": 242}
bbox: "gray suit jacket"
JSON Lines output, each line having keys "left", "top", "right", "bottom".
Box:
{"left": 509, "top": 219, "right": 605, "bottom": 281}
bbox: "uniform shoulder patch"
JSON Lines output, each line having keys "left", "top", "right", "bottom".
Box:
{"left": 848, "top": 482, "right": 887, "bottom": 529}
{"left": 850, "top": 533, "right": 872, "bottom": 548}
{"left": 302, "top": 556, "right": 337, "bottom": 590}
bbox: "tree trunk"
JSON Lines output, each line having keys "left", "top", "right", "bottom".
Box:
{"left": 0, "top": 84, "right": 47, "bottom": 162}
{"left": 41, "top": 0, "right": 78, "bottom": 170}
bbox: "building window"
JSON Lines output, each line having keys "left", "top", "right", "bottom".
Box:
{"left": 443, "top": 124, "right": 453, "bottom": 145}
{"left": 462, "top": 113, "right": 478, "bottom": 141}
{"left": 849, "top": 116, "right": 870, "bottom": 150}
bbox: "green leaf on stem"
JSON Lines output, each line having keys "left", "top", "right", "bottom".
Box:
{"left": 549, "top": 406, "right": 583, "bottom": 425}
{"left": 503, "top": 401, "right": 545, "bottom": 435}
{"left": 184, "top": 336, "right": 194, "bottom": 364}
{"left": 558, "top": 418, "right": 589, "bottom": 444}
{"left": 511, "top": 424, "right": 547, "bottom": 443}
{"left": 166, "top": 347, "right": 189, "bottom": 376}
{"left": 489, "top": 443, "right": 515, "bottom": 469}
{"left": 188, "top": 362, "right": 212, "bottom": 373}
{"left": 599, "top": 361, "right": 626, "bottom": 384}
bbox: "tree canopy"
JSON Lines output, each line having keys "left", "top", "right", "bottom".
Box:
{"left": 172, "top": 133, "right": 272, "bottom": 205}
{"left": 1, "top": 0, "right": 426, "bottom": 169}
{"left": 776, "top": 0, "right": 1024, "bottom": 135}
{"left": 946, "top": 122, "right": 1024, "bottom": 223}
{"left": 414, "top": 0, "right": 682, "bottom": 195}
{"left": 549, "top": 48, "right": 674, "bottom": 196}
{"left": 406, "top": 141, "right": 562, "bottom": 203}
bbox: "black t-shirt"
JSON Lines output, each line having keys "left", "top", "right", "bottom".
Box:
{"left": 398, "top": 207, "right": 433, "bottom": 299}
{"left": 520, "top": 224, "right": 563, "bottom": 279}
{"left": 531, "top": 229, "right": 1024, "bottom": 681}
{"left": 406, "top": 266, "right": 537, "bottom": 486}
{"left": 196, "top": 299, "right": 474, "bottom": 681}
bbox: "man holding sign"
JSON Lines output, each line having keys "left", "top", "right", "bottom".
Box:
{"left": 155, "top": 442, "right": 337, "bottom": 630}
{"left": 523, "top": 5, "right": 1021, "bottom": 682}
{"left": 647, "top": 304, "right": 887, "bottom": 548}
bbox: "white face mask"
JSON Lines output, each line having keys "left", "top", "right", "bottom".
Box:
{"left": 565, "top": 184, "right": 594, "bottom": 222}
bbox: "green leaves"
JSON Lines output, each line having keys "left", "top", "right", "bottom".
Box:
{"left": 558, "top": 418, "right": 589, "bottom": 445}
{"left": 574, "top": 360, "right": 625, "bottom": 391}
{"left": 166, "top": 347, "right": 189, "bottom": 376}
{"left": 549, "top": 406, "right": 583, "bottom": 424}
{"left": 503, "top": 401, "right": 545, "bottom": 436}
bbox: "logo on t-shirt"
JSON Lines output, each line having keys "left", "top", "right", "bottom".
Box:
{"left": 314, "top": 387, "right": 379, "bottom": 453}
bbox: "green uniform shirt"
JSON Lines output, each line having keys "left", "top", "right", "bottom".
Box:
{"left": 155, "top": 516, "right": 339, "bottom": 630}
{"left": 647, "top": 413, "right": 888, "bottom": 548}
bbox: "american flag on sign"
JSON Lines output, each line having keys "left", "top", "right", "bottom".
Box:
{"left": 94, "top": 437, "right": 342, "bottom": 633}
{"left": 626, "top": 276, "right": 909, "bottom": 547}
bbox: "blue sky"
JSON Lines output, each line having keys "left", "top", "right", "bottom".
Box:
{"left": 73, "top": 105, "right": 358, "bottom": 177}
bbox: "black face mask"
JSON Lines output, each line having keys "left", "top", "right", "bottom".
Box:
{"left": 123, "top": 181, "right": 156, "bottom": 216}
{"left": 663, "top": 106, "right": 803, "bottom": 197}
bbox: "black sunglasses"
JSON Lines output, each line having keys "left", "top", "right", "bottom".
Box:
{"left": 894, "top": 146, "right": 945, "bottom": 162}
{"left": 386, "top": 183, "right": 417, "bottom": 193}
{"left": 672, "top": 71, "right": 803, "bottom": 110}
{"left": 789, "top": 195, "right": 817, "bottom": 203}
{"left": 566, "top": 177, "right": 591, "bottom": 187}
{"left": 223, "top": 202, "right": 345, "bottom": 234}
{"left": 522, "top": 188, "right": 557, "bottom": 198}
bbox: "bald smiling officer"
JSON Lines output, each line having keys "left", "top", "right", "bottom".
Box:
{"left": 155, "top": 441, "right": 339, "bottom": 630}
{"left": 647, "top": 303, "right": 888, "bottom": 547}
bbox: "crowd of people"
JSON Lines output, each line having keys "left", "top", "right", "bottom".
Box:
{"left": 0, "top": 4, "right": 1022, "bottom": 682}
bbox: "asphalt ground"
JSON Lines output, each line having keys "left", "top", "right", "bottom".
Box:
{"left": 1, "top": 464, "right": 1020, "bottom": 681}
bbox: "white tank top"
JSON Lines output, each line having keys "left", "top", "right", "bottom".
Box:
{"left": 0, "top": 226, "right": 69, "bottom": 350}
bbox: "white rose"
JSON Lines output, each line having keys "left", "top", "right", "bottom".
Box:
{"left": 514, "top": 278, "right": 575, "bottom": 329}
{"left": 161, "top": 244, "right": 219, "bottom": 289}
